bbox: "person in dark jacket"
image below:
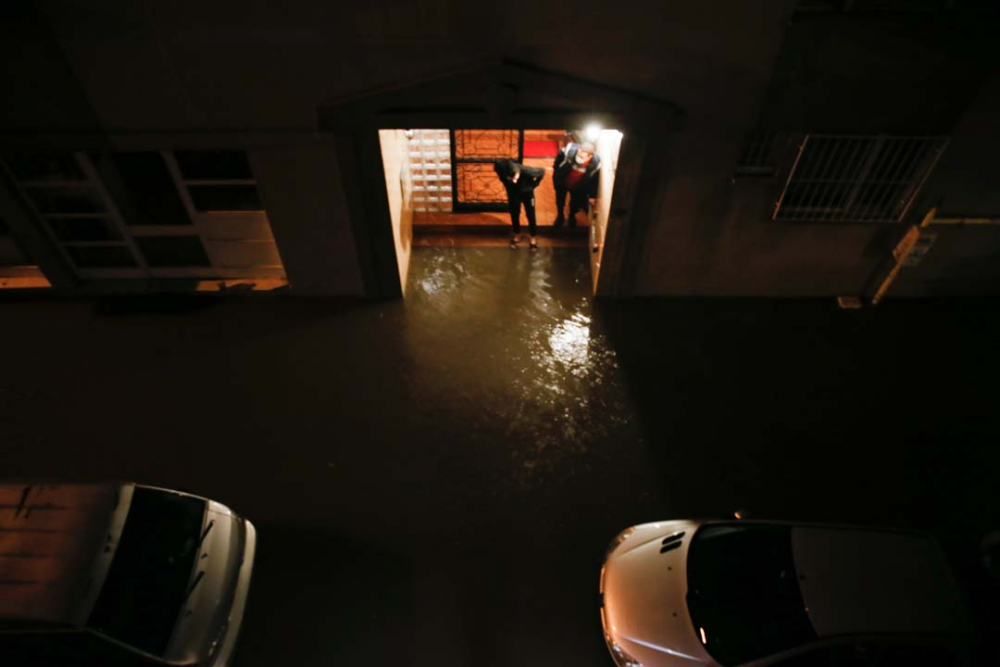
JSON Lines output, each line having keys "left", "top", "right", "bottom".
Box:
{"left": 553, "top": 141, "right": 601, "bottom": 228}
{"left": 494, "top": 159, "right": 545, "bottom": 249}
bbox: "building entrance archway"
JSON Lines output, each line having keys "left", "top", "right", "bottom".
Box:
{"left": 318, "top": 61, "right": 682, "bottom": 299}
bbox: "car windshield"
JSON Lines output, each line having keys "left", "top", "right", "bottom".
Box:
{"left": 88, "top": 487, "right": 205, "bottom": 656}
{"left": 687, "top": 524, "right": 817, "bottom": 666}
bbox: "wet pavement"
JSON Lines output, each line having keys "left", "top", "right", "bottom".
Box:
{"left": 1, "top": 246, "right": 999, "bottom": 665}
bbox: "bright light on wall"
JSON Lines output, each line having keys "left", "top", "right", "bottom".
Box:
{"left": 584, "top": 124, "right": 602, "bottom": 143}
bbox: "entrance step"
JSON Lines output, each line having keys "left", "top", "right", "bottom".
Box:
{"left": 413, "top": 224, "right": 588, "bottom": 248}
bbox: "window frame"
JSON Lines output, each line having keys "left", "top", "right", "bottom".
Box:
{"left": 2, "top": 150, "right": 285, "bottom": 281}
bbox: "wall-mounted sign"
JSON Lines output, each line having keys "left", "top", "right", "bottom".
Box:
{"left": 902, "top": 232, "right": 938, "bottom": 267}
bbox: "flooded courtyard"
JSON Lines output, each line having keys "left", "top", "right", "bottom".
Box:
{"left": 0, "top": 246, "right": 998, "bottom": 666}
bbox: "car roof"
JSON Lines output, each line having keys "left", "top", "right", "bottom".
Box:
{"left": 0, "top": 483, "right": 122, "bottom": 629}
{"left": 790, "top": 524, "right": 967, "bottom": 638}
{"left": 696, "top": 520, "right": 968, "bottom": 639}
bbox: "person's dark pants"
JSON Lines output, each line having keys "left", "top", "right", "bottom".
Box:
{"left": 555, "top": 186, "right": 589, "bottom": 226}
{"left": 508, "top": 192, "right": 537, "bottom": 236}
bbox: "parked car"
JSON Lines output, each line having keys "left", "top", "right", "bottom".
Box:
{"left": 600, "top": 520, "right": 974, "bottom": 667}
{"left": 0, "top": 482, "right": 256, "bottom": 666}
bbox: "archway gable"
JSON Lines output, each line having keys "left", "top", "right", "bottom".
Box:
{"left": 318, "top": 60, "right": 683, "bottom": 133}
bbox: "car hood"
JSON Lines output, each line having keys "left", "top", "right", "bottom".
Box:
{"left": 792, "top": 527, "right": 969, "bottom": 639}
{"left": 602, "top": 522, "right": 712, "bottom": 667}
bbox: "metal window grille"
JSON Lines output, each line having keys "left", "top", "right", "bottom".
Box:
{"left": 451, "top": 129, "right": 521, "bottom": 211}
{"left": 735, "top": 131, "right": 777, "bottom": 177}
{"left": 773, "top": 135, "right": 947, "bottom": 223}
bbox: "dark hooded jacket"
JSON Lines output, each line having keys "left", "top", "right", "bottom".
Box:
{"left": 494, "top": 160, "right": 544, "bottom": 197}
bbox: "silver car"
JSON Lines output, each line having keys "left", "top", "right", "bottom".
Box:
{"left": 0, "top": 482, "right": 256, "bottom": 667}
{"left": 600, "top": 520, "right": 973, "bottom": 667}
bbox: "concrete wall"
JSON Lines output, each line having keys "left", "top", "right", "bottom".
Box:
{"left": 635, "top": 11, "right": 1000, "bottom": 297}
{"left": 0, "top": 239, "right": 26, "bottom": 267}
{"left": 26, "top": 1, "right": 792, "bottom": 131}
{"left": 0, "top": 221, "right": 27, "bottom": 266}
{"left": 591, "top": 130, "right": 623, "bottom": 292}
{"left": 761, "top": 15, "right": 994, "bottom": 135}
{"left": 378, "top": 130, "right": 413, "bottom": 295}
{"left": 891, "top": 69, "right": 1000, "bottom": 297}
{"left": 918, "top": 71, "right": 1000, "bottom": 217}
{"left": 0, "top": 5, "right": 102, "bottom": 132}
{"left": 249, "top": 143, "right": 364, "bottom": 296}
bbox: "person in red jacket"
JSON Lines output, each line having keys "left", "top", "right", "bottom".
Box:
{"left": 553, "top": 141, "right": 601, "bottom": 228}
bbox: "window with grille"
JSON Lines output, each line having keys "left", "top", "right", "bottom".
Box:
{"left": 2, "top": 151, "right": 140, "bottom": 275}
{"left": 451, "top": 129, "right": 521, "bottom": 212}
{"left": 773, "top": 135, "right": 947, "bottom": 223}
{"left": 2, "top": 150, "right": 283, "bottom": 279}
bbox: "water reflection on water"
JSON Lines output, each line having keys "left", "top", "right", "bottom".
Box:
{"left": 544, "top": 311, "right": 591, "bottom": 379}
{"left": 406, "top": 247, "right": 632, "bottom": 491}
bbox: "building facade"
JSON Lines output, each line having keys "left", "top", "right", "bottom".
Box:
{"left": 2, "top": 0, "right": 998, "bottom": 299}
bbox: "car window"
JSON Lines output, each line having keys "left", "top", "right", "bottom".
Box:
{"left": 687, "top": 524, "right": 816, "bottom": 665}
{"left": 87, "top": 488, "right": 205, "bottom": 656}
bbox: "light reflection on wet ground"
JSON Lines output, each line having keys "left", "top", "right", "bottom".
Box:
{"left": 405, "top": 247, "right": 635, "bottom": 491}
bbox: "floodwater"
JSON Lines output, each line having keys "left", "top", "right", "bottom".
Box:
{"left": 1, "top": 245, "right": 998, "bottom": 666}
{"left": 403, "top": 247, "right": 638, "bottom": 493}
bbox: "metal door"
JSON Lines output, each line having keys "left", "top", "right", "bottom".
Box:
{"left": 451, "top": 130, "right": 523, "bottom": 212}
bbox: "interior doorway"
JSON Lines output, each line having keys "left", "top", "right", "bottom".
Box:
{"left": 376, "top": 126, "right": 624, "bottom": 294}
